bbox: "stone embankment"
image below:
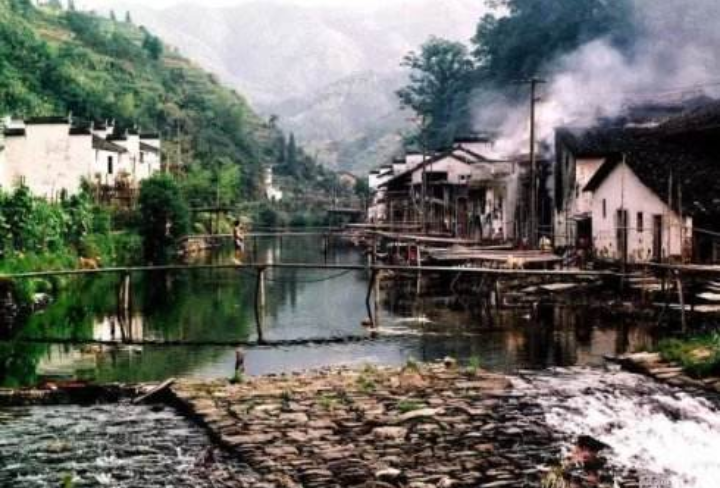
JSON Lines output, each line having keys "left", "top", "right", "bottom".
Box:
{"left": 618, "top": 352, "right": 720, "bottom": 393}
{"left": 167, "top": 363, "right": 618, "bottom": 488}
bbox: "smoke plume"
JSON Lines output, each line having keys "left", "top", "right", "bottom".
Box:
{"left": 476, "top": 0, "right": 720, "bottom": 157}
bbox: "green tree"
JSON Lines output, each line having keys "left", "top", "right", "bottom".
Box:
{"left": 397, "top": 37, "right": 475, "bottom": 150}
{"left": 137, "top": 175, "right": 190, "bottom": 263}
{"left": 286, "top": 133, "right": 297, "bottom": 176}
{"left": 354, "top": 178, "right": 370, "bottom": 201}
{"left": 472, "top": 0, "right": 635, "bottom": 86}
{"left": 142, "top": 33, "right": 163, "bottom": 60}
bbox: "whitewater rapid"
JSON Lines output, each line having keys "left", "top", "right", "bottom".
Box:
{"left": 514, "top": 367, "right": 720, "bottom": 488}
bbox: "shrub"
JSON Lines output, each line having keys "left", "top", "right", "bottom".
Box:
{"left": 137, "top": 175, "right": 190, "bottom": 263}
{"left": 657, "top": 334, "right": 720, "bottom": 378}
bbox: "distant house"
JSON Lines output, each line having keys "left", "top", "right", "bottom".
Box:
{"left": 0, "top": 116, "right": 162, "bottom": 200}
{"left": 377, "top": 139, "right": 537, "bottom": 241}
{"left": 556, "top": 113, "right": 720, "bottom": 263}
{"left": 92, "top": 134, "right": 128, "bottom": 187}
{"left": 264, "top": 166, "right": 283, "bottom": 202}
{"left": 338, "top": 171, "right": 359, "bottom": 191}
{"left": 139, "top": 133, "right": 162, "bottom": 180}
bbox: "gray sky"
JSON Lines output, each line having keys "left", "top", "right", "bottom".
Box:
{"left": 79, "top": 0, "right": 409, "bottom": 10}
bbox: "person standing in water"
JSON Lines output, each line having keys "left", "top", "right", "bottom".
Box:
{"left": 233, "top": 219, "right": 245, "bottom": 264}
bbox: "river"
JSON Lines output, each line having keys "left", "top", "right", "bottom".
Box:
{"left": 1, "top": 235, "right": 659, "bottom": 387}
{"left": 2, "top": 236, "right": 720, "bottom": 487}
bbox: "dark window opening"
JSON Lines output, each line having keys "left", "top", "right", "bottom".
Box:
{"left": 637, "top": 212, "right": 644, "bottom": 234}
{"left": 108, "top": 156, "right": 114, "bottom": 175}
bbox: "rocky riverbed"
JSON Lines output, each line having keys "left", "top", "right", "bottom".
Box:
{"left": 168, "top": 362, "right": 630, "bottom": 487}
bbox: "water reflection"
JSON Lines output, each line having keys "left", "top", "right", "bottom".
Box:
{"left": 0, "top": 236, "right": 660, "bottom": 387}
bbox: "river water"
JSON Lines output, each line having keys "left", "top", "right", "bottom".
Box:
{"left": 1, "top": 236, "right": 720, "bottom": 487}
{"left": 0, "top": 236, "right": 659, "bottom": 387}
{"left": 0, "top": 403, "right": 254, "bottom": 487}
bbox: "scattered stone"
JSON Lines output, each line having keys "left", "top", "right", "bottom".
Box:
{"left": 373, "top": 426, "right": 408, "bottom": 440}
{"left": 166, "top": 363, "right": 624, "bottom": 488}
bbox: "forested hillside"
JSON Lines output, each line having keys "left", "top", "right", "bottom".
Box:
{"left": 0, "top": 0, "right": 337, "bottom": 203}
{"left": 113, "top": 0, "right": 484, "bottom": 172}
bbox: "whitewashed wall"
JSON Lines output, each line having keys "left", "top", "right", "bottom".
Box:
{"left": 591, "top": 162, "right": 689, "bottom": 262}
{"left": 92, "top": 148, "right": 128, "bottom": 186}
{"left": 554, "top": 157, "right": 604, "bottom": 247}
{"left": 3, "top": 124, "right": 91, "bottom": 198}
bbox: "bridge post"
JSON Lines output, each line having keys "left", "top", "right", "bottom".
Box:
{"left": 254, "top": 267, "right": 267, "bottom": 344}
{"left": 365, "top": 269, "right": 378, "bottom": 328}
{"left": 674, "top": 270, "right": 687, "bottom": 333}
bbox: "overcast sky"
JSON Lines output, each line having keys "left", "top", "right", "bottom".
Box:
{"left": 78, "top": 0, "right": 409, "bottom": 10}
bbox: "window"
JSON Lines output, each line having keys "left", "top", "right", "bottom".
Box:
{"left": 140, "top": 152, "right": 145, "bottom": 163}
{"left": 637, "top": 212, "right": 644, "bottom": 234}
{"left": 602, "top": 199, "right": 607, "bottom": 218}
{"left": 107, "top": 156, "right": 114, "bottom": 175}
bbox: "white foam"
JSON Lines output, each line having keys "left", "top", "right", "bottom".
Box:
{"left": 515, "top": 369, "right": 720, "bottom": 488}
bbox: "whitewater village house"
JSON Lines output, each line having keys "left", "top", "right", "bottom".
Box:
{"left": 369, "top": 137, "right": 549, "bottom": 243}
{"left": 368, "top": 101, "right": 720, "bottom": 264}
{"left": 554, "top": 102, "right": 720, "bottom": 264}
{"left": 0, "top": 115, "right": 161, "bottom": 200}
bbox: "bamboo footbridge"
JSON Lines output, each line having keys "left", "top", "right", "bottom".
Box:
{"left": 4, "top": 225, "right": 720, "bottom": 347}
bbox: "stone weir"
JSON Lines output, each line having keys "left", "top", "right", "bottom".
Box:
{"left": 166, "top": 364, "right": 615, "bottom": 488}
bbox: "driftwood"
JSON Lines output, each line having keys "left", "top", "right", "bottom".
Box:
{"left": 133, "top": 378, "right": 175, "bottom": 404}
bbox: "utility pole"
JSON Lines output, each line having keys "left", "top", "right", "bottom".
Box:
{"left": 420, "top": 116, "right": 428, "bottom": 234}
{"left": 524, "top": 77, "right": 545, "bottom": 248}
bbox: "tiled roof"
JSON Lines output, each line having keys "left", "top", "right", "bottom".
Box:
{"left": 562, "top": 125, "right": 720, "bottom": 218}
{"left": 140, "top": 141, "right": 160, "bottom": 154}
{"left": 3, "top": 128, "right": 26, "bottom": 137}
{"left": 93, "top": 135, "right": 128, "bottom": 153}
{"left": 25, "top": 116, "right": 70, "bottom": 125}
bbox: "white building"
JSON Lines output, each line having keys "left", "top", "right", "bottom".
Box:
{"left": 0, "top": 116, "right": 162, "bottom": 198}
{"left": 264, "top": 166, "right": 283, "bottom": 202}
{"left": 555, "top": 121, "right": 720, "bottom": 263}
{"left": 378, "top": 141, "right": 532, "bottom": 240}
{"left": 1, "top": 116, "right": 92, "bottom": 199}
{"left": 585, "top": 158, "right": 689, "bottom": 263}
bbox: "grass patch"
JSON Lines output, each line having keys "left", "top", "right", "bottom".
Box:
{"left": 657, "top": 333, "right": 720, "bottom": 378}
{"left": 318, "top": 394, "right": 338, "bottom": 411}
{"left": 229, "top": 371, "right": 245, "bottom": 385}
{"left": 397, "top": 399, "right": 425, "bottom": 414}
{"left": 357, "top": 374, "right": 377, "bottom": 393}
{"left": 466, "top": 355, "right": 482, "bottom": 374}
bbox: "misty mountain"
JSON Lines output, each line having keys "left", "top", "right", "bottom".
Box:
{"left": 102, "top": 0, "right": 484, "bottom": 172}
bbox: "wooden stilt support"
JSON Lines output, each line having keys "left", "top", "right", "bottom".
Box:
{"left": 674, "top": 270, "right": 687, "bottom": 333}
{"left": 254, "top": 267, "right": 267, "bottom": 344}
{"left": 122, "top": 271, "right": 131, "bottom": 313}
{"left": 365, "top": 269, "right": 378, "bottom": 328}
{"left": 324, "top": 233, "right": 329, "bottom": 263}
{"left": 117, "top": 270, "right": 131, "bottom": 342}
{"left": 235, "top": 348, "right": 245, "bottom": 375}
{"left": 415, "top": 242, "right": 422, "bottom": 297}
{"left": 373, "top": 269, "right": 381, "bottom": 328}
